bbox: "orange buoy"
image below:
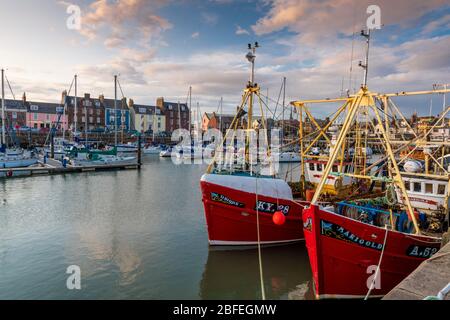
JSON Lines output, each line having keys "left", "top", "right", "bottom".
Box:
{"left": 273, "top": 211, "right": 286, "bottom": 226}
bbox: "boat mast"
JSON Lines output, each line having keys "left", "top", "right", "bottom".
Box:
{"left": 152, "top": 106, "right": 156, "bottom": 142}
{"left": 189, "top": 86, "right": 192, "bottom": 134}
{"left": 114, "top": 75, "right": 118, "bottom": 146}
{"left": 219, "top": 97, "right": 223, "bottom": 134}
{"left": 282, "top": 76, "right": 286, "bottom": 148}
{"left": 1, "top": 69, "right": 5, "bottom": 147}
{"left": 246, "top": 42, "right": 259, "bottom": 164}
{"left": 74, "top": 74, "right": 78, "bottom": 136}
{"left": 85, "top": 87, "right": 88, "bottom": 147}
{"left": 359, "top": 29, "right": 371, "bottom": 88}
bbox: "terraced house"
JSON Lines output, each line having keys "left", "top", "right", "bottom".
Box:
{"left": 128, "top": 100, "right": 165, "bottom": 134}
{"left": 156, "top": 97, "right": 189, "bottom": 133}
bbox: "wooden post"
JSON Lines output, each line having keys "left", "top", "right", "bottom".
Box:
{"left": 137, "top": 134, "right": 142, "bottom": 169}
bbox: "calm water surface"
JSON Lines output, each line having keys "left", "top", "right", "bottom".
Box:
{"left": 0, "top": 157, "right": 311, "bottom": 299}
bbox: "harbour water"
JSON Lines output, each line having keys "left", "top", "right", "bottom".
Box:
{"left": 0, "top": 157, "right": 311, "bottom": 300}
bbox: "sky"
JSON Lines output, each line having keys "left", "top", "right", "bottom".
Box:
{"left": 0, "top": 0, "right": 449, "bottom": 119}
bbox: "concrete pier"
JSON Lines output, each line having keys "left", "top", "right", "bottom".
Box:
{"left": 383, "top": 241, "right": 450, "bottom": 300}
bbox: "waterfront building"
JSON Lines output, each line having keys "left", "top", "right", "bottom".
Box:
{"left": 201, "top": 112, "right": 236, "bottom": 135}
{"left": 156, "top": 97, "right": 189, "bottom": 133}
{"left": 1, "top": 95, "right": 27, "bottom": 129}
{"left": 103, "top": 97, "right": 131, "bottom": 132}
{"left": 128, "top": 100, "right": 165, "bottom": 134}
{"left": 27, "top": 101, "right": 66, "bottom": 131}
{"left": 64, "top": 92, "right": 106, "bottom": 131}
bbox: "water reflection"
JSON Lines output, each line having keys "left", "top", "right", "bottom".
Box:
{"left": 199, "top": 243, "right": 311, "bottom": 300}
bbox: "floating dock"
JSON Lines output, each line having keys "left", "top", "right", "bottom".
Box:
{"left": 383, "top": 240, "right": 450, "bottom": 300}
{"left": 0, "top": 157, "right": 139, "bottom": 179}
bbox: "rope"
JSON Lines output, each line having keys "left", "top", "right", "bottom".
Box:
{"left": 255, "top": 176, "right": 266, "bottom": 300}
{"left": 364, "top": 225, "right": 389, "bottom": 300}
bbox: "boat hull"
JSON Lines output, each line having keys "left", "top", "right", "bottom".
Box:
{"left": 302, "top": 204, "right": 442, "bottom": 299}
{"left": 200, "top": 174, "right": 305, "bottom": 245}
{"left": 0, "top": 158, "right": 38, "bottom": 168}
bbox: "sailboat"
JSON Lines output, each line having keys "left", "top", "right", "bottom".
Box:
{"left": 200, "top": 43, "right": 305, "bottom": 245}
{"left": 0, "top": 69, "right": 38, "bottom": 169}
{"left": 295, "top": 30, "right": 449, "bottom": 299}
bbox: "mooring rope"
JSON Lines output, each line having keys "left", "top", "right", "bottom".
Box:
{"left": 255, "top": 175, "right": 266, "bottom": 300}
{"left": 364, "top": 225, "right": 389, "bottom": 300}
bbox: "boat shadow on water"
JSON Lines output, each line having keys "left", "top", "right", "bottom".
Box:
{"left": 198, "top": 243, "right": 313, "bottom": 300}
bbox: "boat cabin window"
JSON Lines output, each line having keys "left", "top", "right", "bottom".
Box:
{"left": 332, "top": 165, "right": 338, "bottom": 172}
{"left": 437, "top": 184, "right": 446, "bottom": 195}
{"left": 317, "top": 164, "right": 323, "bottom": 172}
{"left": 425, "top": 183, "right": 433, "bottom": 194}
{"left": 413, "top": 182, "right": 421, "bottom": 193}
{"left": 309, "top": 163, "right": 315, "bottom": 171}
{"left": 404, "top": 181, "right": 410, "bottom": 191}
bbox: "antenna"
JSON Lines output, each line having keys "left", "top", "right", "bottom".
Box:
{"left": 358, "top": 29, "right": 371, "bottom": 88}
{"left": 246, "top": 42, "right": 259, "bottom": 85}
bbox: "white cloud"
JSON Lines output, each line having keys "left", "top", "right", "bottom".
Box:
{"left": 422, "top": 14, "right": 450, "bottom": 34}
{"left": 202, "top": 12, "right": 219, "bottom": 26}
{"left": 191, "top": 32, "right": 200, "bottom": 39}
{"left": 236, "top": 25, "right": 250, "bottom": 35}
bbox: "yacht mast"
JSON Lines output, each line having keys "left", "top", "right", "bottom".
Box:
{"left": 1, "top": 69, "right": 5, "bottom": 147}
{"left": 282, "top": 76, "right": 286, "bottom": 148}
{"left": 114, "top": 75, "right": 118, "bottom": 146}
{"left": 74, "top": 74, "right": 78, "bottom": 135}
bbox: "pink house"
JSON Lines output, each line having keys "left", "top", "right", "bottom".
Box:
{"left": 27, "top": 102, "right": 68, "bottom": 131}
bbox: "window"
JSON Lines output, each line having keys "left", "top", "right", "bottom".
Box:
{"left": 40, "top": 123, "right": 44, "bottom": 128}
{"left": 46, "top": 114, "right": 50, "bottom": 121}
{"left": 33, "top": 123, "right": 38, "bottom": 129}
{"left": 317, "top": 164, "right": 322, "bottom": 172}
{"left": 97, "top": 117, "right": 101, "bottom": 123}
{"left": 89, "top": 117, "right": 93, "bottom": 123}
{"left": 413, "top": 182, "right": 421, "bottom": 193}
{"left": 404, "top": 181, "right": 410, "bottom": 191}
{"left": 425, "top": 183, "right": 433, "bottom": 194}
{"left": 89, "top": 109, "right": 94, "bottom": 115}
{"left": 12, "top": 112, "right": 17, "bottom": 119}
{"left": 309, "top": 163, "right": 315, "bottom": 171}
{"left": 437, "top": 185, "right": 446, "bottom": 195}
{"left": 332, "top": 165, "right": 338, "bottom": 172}
{"left": 33, "top": 113, "right": 38, "bottom": 120}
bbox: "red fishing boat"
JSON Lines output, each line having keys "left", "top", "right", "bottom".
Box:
{"left": 201, "top": 173, "right": 305, "bottom": 245}
{"left": 200, "top": 43, "right": 306, "bottom": 245}
{"left": 291, "top": 30, "right": 449, "bottom": 298}
{"left": 302, "top": 204, "right": 442, "bottom": 298}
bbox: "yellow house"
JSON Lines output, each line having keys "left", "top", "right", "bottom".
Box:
{"left": 129, "top": 99, "right": 166, "bottom": 134}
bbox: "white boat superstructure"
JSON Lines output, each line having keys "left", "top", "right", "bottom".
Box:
{"left": 0, "top": 149, "right": 38, "bottom": 168}
{"left": 144, "top": 145, "right": 162, "bottom": 154}
{"left": 397, "top": 175, "right": 449, "bottom": 212}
